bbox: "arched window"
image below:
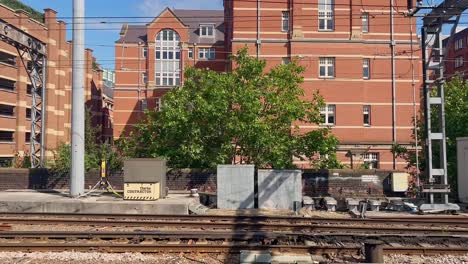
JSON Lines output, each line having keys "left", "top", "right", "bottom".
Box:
{"left": 155, "top": 29, "right": 181, "bottom": 86}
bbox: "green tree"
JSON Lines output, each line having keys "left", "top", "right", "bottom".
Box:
{"left": 124, "top": 48, "right": 341, "bottom": 169}
{"left": 52, "top": 109, "right": 123, "bottom": 173}
{"left": 394, "top": 77, "right": 468, "bottom": 192}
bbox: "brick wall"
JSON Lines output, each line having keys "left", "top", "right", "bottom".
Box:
{"left": 0, "top": 168, "right": 396, "bottom": 200}
{"left": 302, "top": 169, "right": 394, "bottom": 199}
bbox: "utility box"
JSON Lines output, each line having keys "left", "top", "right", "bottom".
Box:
{"left": 123, "top": 159, "right": 167, "bottom": 200}
{"left": 457, "top": 138, "right": 468, "bottom": 203}
{"left": 391, "top": 172, "right": 409, "bottom": 192}
{"left": 217, "top": 165, "right": 255, "bottom": 210}
{"left": 124, "top": 182, "right": 160, "bottom": 200}
{"left": 258, "top": 169, "right": 302, "bottom": 210}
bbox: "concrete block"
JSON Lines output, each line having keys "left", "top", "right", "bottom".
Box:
{"left": 323, "top": 197, "right": 337, "bottom": 212}
{"left": 302, "top": 196, "right": 315, "bottom": 211}
{"left": 369, "top": 200, "right": 382, "bottom": 211}
{"left": 258, "top": 170, "right": 302, "bottom": 210}
{"left": 240, "top": 251, "right": 271, "bottom": 264}
{"left": 217, "top": 165, "right": 255, "bottom": 210}
{"left": 346, "top": 198, "right": 360, "bottom": 212}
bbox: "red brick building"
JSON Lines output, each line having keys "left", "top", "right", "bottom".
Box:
{"left": 444, "top": 27, "right": 468, "bottom": 80}
{"left": 114, "top": 1, "right": 421, "bottom": 170}
{"left": 0, "top": 3, "right": 108, "bottom": 166}
{"left": 113, "top": 8, "right": 226, "bottom": 138}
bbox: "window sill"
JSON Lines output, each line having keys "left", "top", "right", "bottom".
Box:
{"left": 319, "top": 124, "right": 335, "bottom": 127}
{"left": 318, "top": 29, "right": 335, "bottom": 32}
{"left": 0, "top": 89, "right": 17, "bottom": 94}
{"left": 318, "top": 76, "right": 335, "bottom": 80}
{"left": 363, "top": 77, "right": 370, "bottom": 80}
{"left": 364, "top": 125, "right": 371, "bottom": 128}
{"left": 0, "top": 115, "right": 16, "bottom": 119}
{"left": 0, "top": 62, "right": 18, "bottom": 68}
{"left": 0, "top": 142, "right": 15, "bottom": 144}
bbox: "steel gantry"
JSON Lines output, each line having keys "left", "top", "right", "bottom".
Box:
{"left": 0, "top": 19, "right": 47, "bottom": 168}
{"left": 409, "top": 0, "right": 467, "bottom": 212}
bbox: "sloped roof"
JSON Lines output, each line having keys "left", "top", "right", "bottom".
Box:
{"left": 116, "top": 25, "right": 147, "bottom": 43}
{"left": 173, "top": 9, "right": 224, "bottom": 44}
{"left": 116, "top": 9, "right": 224, "bottom": 44}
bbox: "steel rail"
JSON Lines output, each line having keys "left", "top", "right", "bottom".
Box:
{"left": 1, "top": 212, "right": 468, "bottom": 226}
{"left": 1, "top": 217, "right": 468, "bottom": 235}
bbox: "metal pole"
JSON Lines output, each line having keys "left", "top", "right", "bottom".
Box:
{"left": 409, "top": 16, "right": 420, "bottom": 187}
{"left": 390, "top": 0, "right": 397, "bottom": 170}
{"left": 40, "top": 56, "right": 47, "bottom": 167}
{"left": 71, "top": 0, "right": 85, "bottom": 197}
{"left": 256, "top": 0, "right": 260, "bottom": 59}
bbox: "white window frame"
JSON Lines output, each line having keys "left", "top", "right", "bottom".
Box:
{"left": 155, "top": 29, "right": 181, "bottom": 87}
{"left": 362, "top": 13, "right": 369, "bottom": 33}
{"left": 142, "top": 72, "right": 147, "bottom": 84}
{"left": 199, "top": 48, "right": 215, "bottom": 60}
{"left": 200, "top": 24, "right": 215, "bottom": 37}
{"left": 455, "top": 56, "right": 463, "bottom": 68}
{"left": 320, "top": 104, "right": 336, "bottom": 126}
{"left": 142, "top": 47, "right": 148, "bottom": 58}
{"left": 188, "top": 48, "right": 193, "bottom": 59}
{"left": 362, "top": 153, "right": 379, "bottom": 169}
{"left": 140, "top": 99, "right": 148, "bottom": 111}
{"left": 282, "top": 57, "right": 291, "bottom": 65}
{"left": 155, "top": 97, "right": 163, "bottom": 112}
{"left": 363, "top": 58, "right": 370, "bottom": 79}
{"left": 281, "top": 11, "right": 290, "bottom": 32}
{"left": 363, "top": 105, "right": 371, "bottom": 126}
{"left": 455, "top": 38, "right": 463, "bottom": 50}
{"left": 318, "top": 0, "right": 334, "bottom": 31}
{"left": 319, "top": 57, "right": 335, "bottom": 78}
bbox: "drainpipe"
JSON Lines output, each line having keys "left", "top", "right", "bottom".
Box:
{"left": 256, "top": 0, "right": 260, "bottom": 59}
{"left": 390, "top": 0, "right": 397, "bottom": 169}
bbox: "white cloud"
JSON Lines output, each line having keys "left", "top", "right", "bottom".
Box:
{"left": 138, "top": 0, "right": 223, "bottom": 17}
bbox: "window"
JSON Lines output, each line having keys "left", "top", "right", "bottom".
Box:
{"left": 26, "top": 108, "right": 31, "bottom": 119}
{"left": 320, "top": 105, "right": 336, "bottom": 125}
{"left": 200, "top": 24, "right": 214, "bottom": 37}
{"left": 282, "top": 11, "right": 290, "bottom": 32}
{"left": 155, "top": 29, "right": 181, "bottom": 86}
{"left": 188, "top": 48, "right": 193, "bottom": 59}
{"left": 362, "top": 153, "right": 379, "bottom": 169}
{"left": 26, "top": 84, "right": 41, "bottom": 97}
{"left": 155, "top": 97, "right": 162, "bottom": 112}
{"left": 142, "top": 73, "right": 147, "bottom": 84}
{"left": 0, "top": 157, "right": 13, "bottom": 167}
{"left": 319, "top": 57, "right": 335, "bottom": 78}
{"left": 455, "top": 38, "right": 463, "bottom": 50}
{"left": 25, "top": 132, "right": 41, "bottom": 144}
{"left": 455, "top": 56, "right": 463, "bottom": 68}
{"left": 363, "top": 105, "right": 371, "bottom": 126}
{"left": 0, "top": 131, "right": 14, "bottom": 142}
{"left": 362, "top": 13, "right": 369, "bottom": 33}
{"left": 0, "top": 104, "right": 15, "bottom": 117}
{"left": 140, "top": 99, "right": 147, "bottom": 111}
{"left": 143, "top": 47, "right": 148, "bottom": 58}
{"left": 199, "top": 48, "right": 215, "bottom": 60}
{"left": 318, "top": 0, "right": 334, "bottom": 31}
{"left": 282, "top": 57, "right": 291, "bottom": 65}
{"left": 363, "top": 58, "right": 370, "bottom": 79}
{"left": 0, "top": 51, "right": 16, "bottom": 67}
{"left": 0, "top": 78, "right": 16, "bottom": 91}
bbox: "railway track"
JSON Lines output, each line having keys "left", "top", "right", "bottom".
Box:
{"left": 0, "top": 230, "right": 466, "bottom": 255}
{"left": 1, "top": 212, "right": 468, "bottom": 227}
{"left": 1, "top": 213, "right": 468, "bottom": 235}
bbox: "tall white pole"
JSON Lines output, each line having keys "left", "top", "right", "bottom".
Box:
{"left": 71, "top": 0, "right": 85, "bottom": 197}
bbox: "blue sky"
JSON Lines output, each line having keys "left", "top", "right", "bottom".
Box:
{"left": 20, "top": 0, "right": 224, "bottom": 70}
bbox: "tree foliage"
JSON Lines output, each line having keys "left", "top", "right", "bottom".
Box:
{"left": 52, "top": 109, "right": 123, "bottom": 173}
{"left": 123, "top": 48, "right": 341, "bottom": 169}
{"left": 394, "top": 77, "right": 468, "bottom": 191}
